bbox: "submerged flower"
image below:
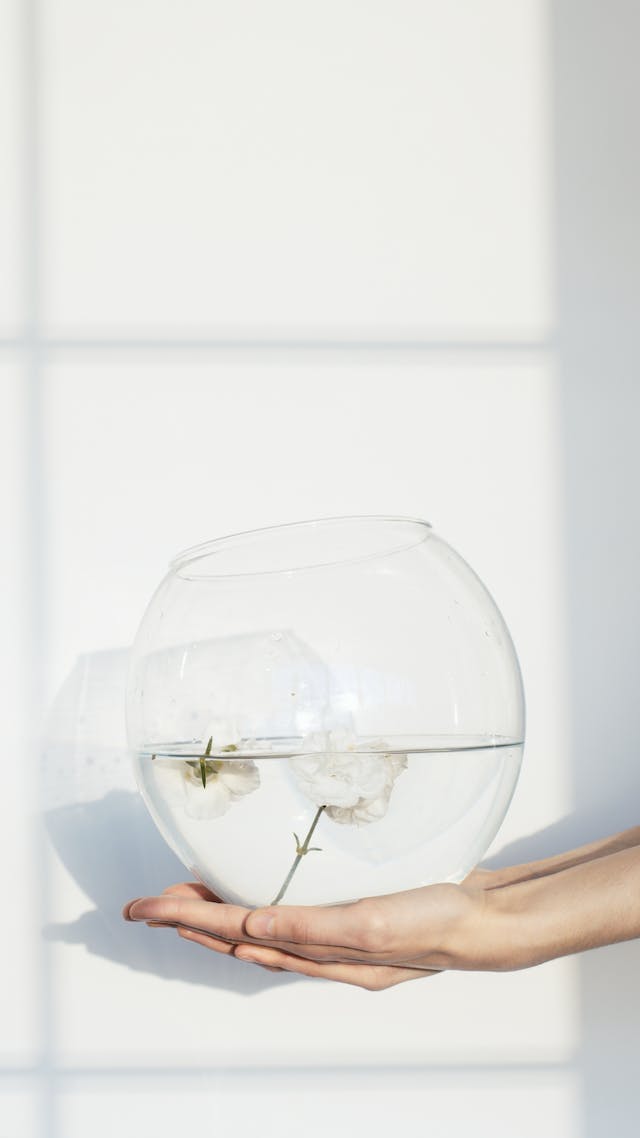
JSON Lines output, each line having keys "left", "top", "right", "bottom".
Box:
{"left": 290, "top": 730, "right": 407, "bottom": 825}
{"left": 153, "top": 738, "right": 260, "bottom": 820}
{"left": 181, "top": 757, "right": 260, "bottom": 819}
{"left": 272, "top": 732, "right": 407, "bottom": 903}
{"left": 325, "top": 753, "right": 407, "bottom": 824}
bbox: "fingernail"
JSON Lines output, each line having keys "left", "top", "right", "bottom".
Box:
{"left": 122, "top": 899, "right": 142, "bottom": 921}
{"left": 247, "top": 911, "right": 275, "bottom": 938}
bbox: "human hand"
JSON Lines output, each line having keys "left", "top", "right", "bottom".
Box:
{"left": 124, "top": 826, "right": 640, "bottom": 987}
{"left": 123, "top": 869, "right": 511, "bottom": 990}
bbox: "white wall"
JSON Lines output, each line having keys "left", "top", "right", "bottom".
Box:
{"left": 1, "top": 2, "right": 638, "bottom": 1135}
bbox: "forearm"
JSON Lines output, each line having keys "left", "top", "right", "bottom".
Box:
{"left": 487, "top": 825, "right": 640, "bottom": 889}
{"left": 481, "top": 843, "right": 640, "bottom": 970}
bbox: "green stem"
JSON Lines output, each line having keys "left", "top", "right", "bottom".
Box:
{"left": 270, "top": 805, "right": 327, "bottom": 906}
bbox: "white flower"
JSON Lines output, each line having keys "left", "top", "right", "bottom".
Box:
{"left": 153, "top": 747, "right": 260, "bottom": 821}
{"left": 290, "top": 731, "right": 407, "bottom": 825}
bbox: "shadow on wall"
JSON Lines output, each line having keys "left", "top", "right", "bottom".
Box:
{"left": 42, "top": 649, "right": 294, "bottom": 993}
{"left": 554, "top": 2, "right": 640, "bottom": 1135}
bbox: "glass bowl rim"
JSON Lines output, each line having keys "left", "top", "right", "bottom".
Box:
{"left": 170, "top": 514, "right": 433, "bottom": 580}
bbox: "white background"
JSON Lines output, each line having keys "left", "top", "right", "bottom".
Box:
{"left": 2, "top": 2, "right": 639, "bottom": 1135}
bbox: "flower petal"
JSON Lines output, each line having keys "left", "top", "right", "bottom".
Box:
{"left": 184, "top": 778, "right": 232, "bottom": 820}
{"left": 219, "top": 760, "right": 261, "bottom": 798}
{"left": 151, "top": 760, "right": 188, "bottom": 806}
{"left": 290, "top": 739, "right": 408, "bottom": 825}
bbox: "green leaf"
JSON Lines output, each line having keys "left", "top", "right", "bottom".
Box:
{"left": 199, "top": 736, "right": 213, "bottom": 788}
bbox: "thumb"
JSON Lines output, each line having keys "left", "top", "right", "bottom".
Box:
{"left": 245, "top": 900, "right": 364, "bottom": 947}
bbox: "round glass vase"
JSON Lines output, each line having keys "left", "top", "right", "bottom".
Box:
{"left": 126, "top": 516, "right": 524, "bottom": 907}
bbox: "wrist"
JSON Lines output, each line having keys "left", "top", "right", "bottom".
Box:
{"left": 483, "top": 882, "right": 546, "bottom": 969}
{"left": 483, "top": 872, "right": 585, "bottom": 970}
{"left": 446, "top": 883, "right": 546, "bottom": 972}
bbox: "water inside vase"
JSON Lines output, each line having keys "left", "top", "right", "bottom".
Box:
{"left": 133, "top": 737, "right": 523, "bottom": 908}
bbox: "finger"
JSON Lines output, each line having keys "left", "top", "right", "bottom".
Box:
{"left": 128, "top": 895, "right": 372, "bottom": 959}
{"left": 177, "top": 927, "right": 283, "bottom": 971}
{"left": 220, "top": 937, "right": 379, "bottom": 964}
{"left": 229, "top": 937, "right": 442, "bottom": 968}
{"left": 244, "top": 900, "right": 367, "bottom": 949}
{"left": 138, "top": 909, "right": 364, "bottom": 963}
{"left": 134, "top": 918, "right": 239, "bottom": 955}
{"left": 243, "top": 897, "right": 412, "bottom": 963}
{"left": 233, "top": 943, "right": 436, "bottom": 990}
{"left": 162, "top": 882, "right": 224, "bottom": 902}
{"left": 178, "top": 924, "right": 239, "bottom": 955}
{"left": 126, "top": 895, "right": 250, "bottom": 942}
{"left": 123, "top": 883, "right": 222, "bottom": 921}
{"left": 149, "top": 917, "right": 414, "bottom": 965}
